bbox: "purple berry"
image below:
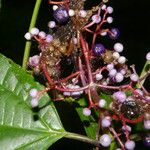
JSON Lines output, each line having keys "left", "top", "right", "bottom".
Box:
{"left": 144, "top": 135, "right": 150, "bottom": 147}
{"left": 122, "top": 125, "right": 131, "bottom": 132}
{"left": 98, "top": 99, "right": 106, "bottom": 108}
{"left": 101, "top": 117, "right": 111, "bottom": 127}
{"left": 99, "top": 134, "right": 112, "bottom": 147}
{"left": 45, "top": 34, "right": 53, "bottom": 43}
{"left": 28, "top": 55, "right": 40, "bottom": 67}
{"left": 29, "top": 88, "right": 38, "bottom": 98}
{"left": 125, "top": 140, "right": 135, "bottom": 150}
{"left": 83, "top": 108, "right": 91, "bottom": 116}
{"left": 53, "top": 6, "right": 69, "bottom": 23}
{"left": 31, "top": 98, "right": 38, "bottom": 107}
{"left": 120, "top": 100, "right": 140, "bottom": 120}
{"left": 24, "top": 32, "right": 32, "bottom": 40}
{"left": 130, "top": 74, "right": 139, "bottom": 82}
{"left": 109, "top": 28, "right": 120, "bottom": 39}
{"left": 146, "top": 52, "right": 150, "bottom": 60}
{"left": 92, "top": 43, "right": 105, "bottom": 55}
{"left": 115, "top": 72, "right": 124, "bottom": 82}
{"left": 144, "top": 120, "right": 150, "bottom": 129}
{"left": 113, "top": 91, "right": 126, "bottom": 102}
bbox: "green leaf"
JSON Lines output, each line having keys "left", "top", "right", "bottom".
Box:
{"left": 100, "top": 92, "right": 113, "bottom": 109}
{"left": 76, "top": 98, "right": 98, "bottom": 139}
{"left": 0, "top": 54, "right": 66, "bottom": 150}
{"left": 75, "top": 93, "right": 113, "bottom": 140}
{"left": 109, "top": 141, "right": 117, "bottom": 150}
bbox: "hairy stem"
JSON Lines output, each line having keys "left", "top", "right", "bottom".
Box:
{"left": 22, "top": 0, "right": 43, "bottom": 69}
{"left": 65, "top": 132, "right": 100, "bottom": 147}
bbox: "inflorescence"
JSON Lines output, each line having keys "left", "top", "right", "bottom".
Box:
{"left": 25, "top": 0, "right": 150, "bottom": 149}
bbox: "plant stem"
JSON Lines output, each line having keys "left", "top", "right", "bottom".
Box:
{"left": 139, "top": 60, "right": 150, "bottom": 86}
{"left": 65, "top": 132, "right": 100, "bottom": 147}
{"left": 22, "top": 0, "right": 42, "bottom": 69}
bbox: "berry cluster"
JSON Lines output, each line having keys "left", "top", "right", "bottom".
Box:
{"left": 25, "top": 0, "right": 150, "bottom": 149}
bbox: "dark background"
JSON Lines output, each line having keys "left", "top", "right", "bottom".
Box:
{"left": 0, "top": 0, "right": 150, "bottom": 72}
{"left": 0, "top": 0, "right": 150, "bottom": 149}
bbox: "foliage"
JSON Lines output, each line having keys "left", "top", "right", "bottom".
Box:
{"left": 0, "top": 0, "right": 150, "bottom": 150}
{"left": 0, "top": 54, "right": 66, "bottom": 150}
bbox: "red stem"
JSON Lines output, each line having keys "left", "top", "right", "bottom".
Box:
{"left": 109, "top": 127, "right": 125, "bottom": 150}
{"left": 96, "top": 84, "right": 130, "bottom": 90}
{"left": 92, "top": 9, "right": 108, "bottom": 47}
{"left": 55, "top": 85, "right": 89, "bottom": 92}
{"left": 88, "top": 90, "right": 95, "bottom": 107}
{"left": 78, "top": 57, "right": 87, "bottom": 87}
{"left": 48, "top": 0, "right": 69, "bottom": 5}
{"left": 122, "top": 121, "right": 130, "bottom": 141}
{"left": 42, "top": 64, "right": 54, "bottom": 86}
{"left": 80, "top": 33, "right": 93, "bottom": 83}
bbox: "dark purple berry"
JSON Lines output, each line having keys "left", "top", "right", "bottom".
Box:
{"left": 109, "top": 28, "right": 120, "bottom": 40}
{"left": 92, "top": 44, "right": 106, "bottom": 56}
{"left": 53, "top": 7, "right": 69, "bottom": 23}
{"left": 144, "top": 135, "right": 150, "bottom": 147}
{"left": 120, "top": 100, "right": 141, "bottom": 120}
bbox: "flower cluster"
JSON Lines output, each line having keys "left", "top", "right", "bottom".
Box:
{"left": 25, "top": 0, "right": 150, "bottom": 149}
